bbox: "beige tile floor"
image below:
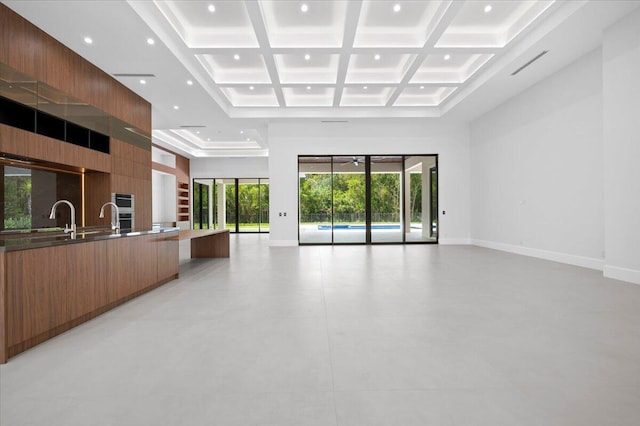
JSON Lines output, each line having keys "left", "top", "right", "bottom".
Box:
{"left": 1, "top": 234, "right": 639, "bottom": 425}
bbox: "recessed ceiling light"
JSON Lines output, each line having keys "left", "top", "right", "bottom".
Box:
{"left": 300, "top": 3, "right": 308, "bottom": 13}
{"left": 207, "top": 138, "right": 211, "bottom": 141}
{"left": 233, "top": 54, "right": 240, "bottom": 61}
{"left": 246, "top": 138, "right": 250, "bottom": 141}
{"left": 444, "top": 54, "right": 451, "bottom": 60}
{"left": 420, "top": 85, "right": 425, "bottom": 89}
{"left": 187, "top": 80, "right": 193, "bottom": 86}
{"left": 374, "top": 54, "right": 381, "bottom": 61}
{"left": 393, "top": 3, "right": 401, "bottom": 12}
{"left": 240, "top": 130, "right": 244, "bottom": 134}
{"left": 304, "top": 53, "right": 311, "bottom": 61}
{"left": 173, "top": 105, "right": 179, "bottom": 110}
{"left": 83, "top": 36, "right": 93, "bottom": 44}
{"left": 306, "top": 86, "right": 311, "bottom": 90}
{"left": 249, "top": 86, "right": 255, "bottom": 90}
{"left": 484, "top": 4, "right": 492, "bottom": 13}
{"left": 146, "top": 38, "right": 155, "bottom": 45}
{"left": 208, "top": 4, "right": 215, "bottom": 13}
{"left": 363, "top": 86, "right": 368, "bottom": 90}
{"left": 140, "top": 79, "right": 146, "bottom": 85}
{"left": 196, "top": 131, "right": 200, "bottom": 134}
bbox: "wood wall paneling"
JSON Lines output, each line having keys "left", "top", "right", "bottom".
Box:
{"left": 42, "top": 34, "right": 76, "bottom": 96}
{"left": 84, "top": 171, "right": 111, "bottom": 227}
{"left": 175, "top": 154, "right": 190, "bottom": 183}
{"left": 0, "top": 124, "right": 112, "bottom": 173}
{"left": 110, "top": 139, "right": 152, "bottom": 230}
{"left": 0, "top": 5, "right": 43, "bottom": 81}
{"left": 0, "top": 4, "right": 151, "bottom": 133}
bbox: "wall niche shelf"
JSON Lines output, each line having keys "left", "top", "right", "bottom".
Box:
{"left": 177, "top": 181, "right": 190, "bottom": 222}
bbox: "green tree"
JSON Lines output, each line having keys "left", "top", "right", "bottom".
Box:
{"left": 409, "top": 173, "right": 422, "bottom": 222}
{"left": 4, "top": 176, "right": 32, "bottom": 229}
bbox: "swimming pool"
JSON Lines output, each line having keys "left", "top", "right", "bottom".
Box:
{"left": 316, "top": 224, "right": 421, "bottom": 230}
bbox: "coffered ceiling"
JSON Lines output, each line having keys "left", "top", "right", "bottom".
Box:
{"left": 141, "top": 0, "right": 554, "bottom": 112}
{"left": 4, "top": 1, "right": 640, "bottom": 158}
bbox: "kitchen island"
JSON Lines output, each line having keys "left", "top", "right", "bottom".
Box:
{"left": 0, "top": 227, "right": 179, "bottom": 363}
{"left": 179, "top": 229, "right": 230, "bottom": 258}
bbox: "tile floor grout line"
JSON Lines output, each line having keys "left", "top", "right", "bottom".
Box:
{"left": 317, "top": 247, "right": 341, "bottom": 426}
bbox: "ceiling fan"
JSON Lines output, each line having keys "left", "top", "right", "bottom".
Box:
{"left": 339, "top": 156, "right": 361, "bottom": 167}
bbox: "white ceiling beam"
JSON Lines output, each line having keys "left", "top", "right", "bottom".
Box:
{"left": 386, "top": 0, "right": 466, "bottom": 107}
{"left": 244, "top": 0, "right": 286, "bottom": 107}
{"left": 333, "top": 0, "right": 363, "bottom": 108}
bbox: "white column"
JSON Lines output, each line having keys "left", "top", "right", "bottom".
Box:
{"left": 404, "top": 170, "right": 412, "bottom": 234}
{"left": 217, "top": 182, "right": 226, "bottom": 230}
{"left": 207, "top": 183, "right": 214, "bottom": 229}
{"left": 422, "top": 169, "right": 430, "bottom": 238}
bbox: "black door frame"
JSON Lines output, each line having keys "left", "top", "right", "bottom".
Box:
{"left": 192, "top": 178, "right": 270, "bottom": 233}
{"left": 298, "top": 154, "right": 438, "bottom": 245}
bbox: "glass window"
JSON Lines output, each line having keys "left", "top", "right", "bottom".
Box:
{"left": 299, "top": 157, "right": 332, "bottom": 244}
{"left": 238, "top": 179, "right": 260, "bottom": 232}
{"left": 193, "top": 178, "right": 269, "bottom": 233}
{"left": 298, "top": 155, "right": 438, "bottom": 245}
{"left": 2, "top": 165, "right": 82, "bottom": 231}
{"left": 371, "top": 156, "right": 403, "bottom": 243}
{"left": 332, "top": 156, "right": 366, "bottom": 244}
{"left": 259, "top": 179, "right": 269, "bottom": 232}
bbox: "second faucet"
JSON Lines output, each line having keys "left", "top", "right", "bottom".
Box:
{"left": 99, "top": 202, "right": 120, "bottom": 234}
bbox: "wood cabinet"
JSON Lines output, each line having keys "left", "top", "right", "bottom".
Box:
{"left": 0, "top": 4, "right": 151, "bottom": 133}
{"left": 0, "top": 230, "right": 179, "bottom": 363}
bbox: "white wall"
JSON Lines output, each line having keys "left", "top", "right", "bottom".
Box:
{"left": 470, "top": 48, "right": 604, "bottom": 269}
{"left": 191, "top": 157, "right": 269, "bottom": 178}
{"left": 603, "top": 8, "right": 640, "bottom": 284}
{"left": 151, "top": 170, "right": 176, "bottom": 223}
{"left": 268, "top": 120, "right": 470, "bottom": 246}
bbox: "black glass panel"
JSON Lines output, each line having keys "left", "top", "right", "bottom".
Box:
{"left": 65, "top": 121, "right": 90, "bottom": 147}
{"left": 0, "top": 96, "right": 36, "bottom": 132}
{"left": 35, "top": 110, "right": 65, "bottom": 140}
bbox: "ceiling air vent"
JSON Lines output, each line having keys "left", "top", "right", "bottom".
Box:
{"left": 321, "top": 120, "right": 349, "bottom": 123}
{"left": 179, "top": 125, "right": 206, "bottom": 128}
{"left": 112, "top": 73, "right": 156, "bottom": 77}
{"left": 511, "top": 51, "right": 549, "bottom": 76}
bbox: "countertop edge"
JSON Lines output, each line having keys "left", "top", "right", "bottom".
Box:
{"left": 0, "top": 227, "right": 180, "bottom": 252}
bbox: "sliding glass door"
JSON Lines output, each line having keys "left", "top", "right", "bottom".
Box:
{"left": 193, "top": 178, "right": 269, "bottom": 233}
{"left": 371, "top": 156, "right": 403, "bottom": 243}
{"left": 299, "top": 157, "right": 332, "bottom": 244}
{"left": 332, "top": 156, "right": 366, "bottom": 244}
{"left": 298, "top": 155, "right": 437, "bottom": 245}
{"left": 404, "top": 156, "right": 437, "bottom": 242}
{"left": 238, "top": 179, "right": 259, "bottom": 232}
{"left": 259, "top": 179, "right": 270, "bottom": 232}
{"left": 193, "top": 179, "right": 213, "bottom": 229}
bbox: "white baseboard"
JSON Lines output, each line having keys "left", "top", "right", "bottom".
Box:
{"left": 269, "top": 239, "right": 299, "bottom": 247}
{"left": 438, "top": 238, "right": 471, "bottom": 245}
{"left": 603, "top": 265, "right": 640, "bottom": 285}
{"left": 471, "top": 239, "right": 605, "bottom": 271}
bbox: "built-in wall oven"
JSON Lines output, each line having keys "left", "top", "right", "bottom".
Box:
{"left": 111, "top": 193, "right": 135, "bottom": 232}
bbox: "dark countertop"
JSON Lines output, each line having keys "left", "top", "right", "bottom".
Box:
{"left": 0, "top": 227, "right": 180, "bottom": 252}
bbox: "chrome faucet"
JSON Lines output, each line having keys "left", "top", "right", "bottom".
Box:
{"left": 99, "top": 202, "right": 120, "bottom": 234}
{"left": 49, "top": 200, "right": 76, "bottom": 238}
